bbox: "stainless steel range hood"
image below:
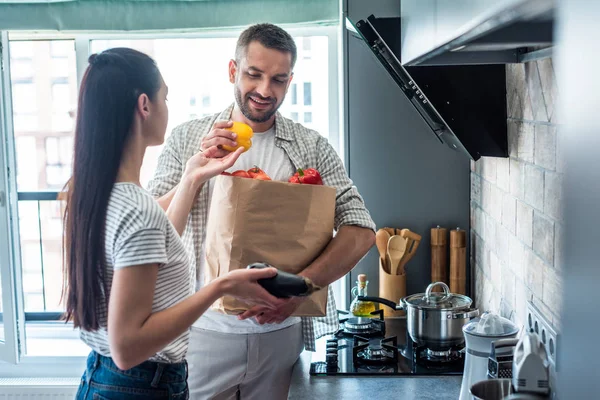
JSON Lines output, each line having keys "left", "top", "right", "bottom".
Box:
{"left": 400, "top": 0, "right": 555, "bottom": 66}
{"left": 348, "top": 15, "right": 508, "bottom": 160}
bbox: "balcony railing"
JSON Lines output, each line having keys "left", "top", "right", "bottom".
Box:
{"left": 18, "top": 191, "right": 64, "bottom": 321}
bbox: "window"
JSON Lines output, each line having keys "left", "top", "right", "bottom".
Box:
{"left": 45, "top": 136, "right": 73, "bottom": 188}
{"left": 302, "top": 37, "right": 312, "bottom": 59}
{"left": 11, "top": 82, "right": 36, "bottom": 114}
{"left": 303, "top": 82, "right": 312, "bottom": 106}
{"left": 291, "top": 83, "right": 297, "bottom": 105}
{"left": 10, "top": 59, "right": 34, "bottom": 80}
{"left": 0, "top": 28, "right": 339, "bottom": 366}
{"left": 51, "top": 83, "right": 73, "bottom": 131}
{"left": 202, "top": 94, "right": 211, "bottom": 108}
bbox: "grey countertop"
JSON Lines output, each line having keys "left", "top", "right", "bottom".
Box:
{"left": 289, "top": 351, "right": 463, "bottom": 400}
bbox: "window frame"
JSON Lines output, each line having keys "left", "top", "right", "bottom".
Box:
{"left": 0, "top": 31, "right": 27, "bottom": 365}
{"left": 0, "top": 24, "right": 342, "bottom": 371}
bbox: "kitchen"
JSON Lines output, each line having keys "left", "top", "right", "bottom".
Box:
{"left": 292, "top": 0, "right": 589, "bottom": 398}
{"left": 0, "top": 0, "right": 597, "bottom": 399}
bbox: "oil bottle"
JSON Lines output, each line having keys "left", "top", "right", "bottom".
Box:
{"left": 350, "top": 274, "right": 376, "bottom": 317}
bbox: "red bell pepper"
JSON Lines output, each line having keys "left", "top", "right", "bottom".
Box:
{"left": 288, "top": 168, "right": 323, "bottom": 185}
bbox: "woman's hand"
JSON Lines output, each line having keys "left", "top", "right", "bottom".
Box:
{"left": 183, "top": 146, "right": 243, "bottom": 190}
{"left": 218, "top": 267, "right": 284, "bottom": 310}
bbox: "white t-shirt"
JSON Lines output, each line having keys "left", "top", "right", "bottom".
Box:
{"left": 79, "top": 183, "right": 193, "bottom": 363}
{"left": 193, "top": 126, "right": 302, "bottom": 333}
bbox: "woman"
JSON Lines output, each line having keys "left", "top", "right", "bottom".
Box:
{"left": 63, "top": 48, "right": 282, "bottom": 399}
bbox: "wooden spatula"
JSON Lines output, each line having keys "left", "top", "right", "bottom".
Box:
{"left": 382, "top": 227, "right": 395, "bottom": 236}
{"left": 397, "top": 229, "right": 422, "bottom": 274}
{"left": 375, "top": 229, "right": 391, "bottom": 273}
{"left": 387, "top": 235, "right": 409, "bottom": 275}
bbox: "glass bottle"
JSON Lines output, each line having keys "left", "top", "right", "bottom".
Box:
{"left": 350, "top": 274, "right": 376, "bottom": 317}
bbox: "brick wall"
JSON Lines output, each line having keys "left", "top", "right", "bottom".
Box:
{"left": 471, "top": 59, "right": 563, "bottom": 329}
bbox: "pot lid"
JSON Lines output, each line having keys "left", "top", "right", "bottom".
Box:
{"left": 463, "top": 311, "right": 520, "bottom": 337}
{"left": 403, "top": 282, "right": 472, "bottom": 310}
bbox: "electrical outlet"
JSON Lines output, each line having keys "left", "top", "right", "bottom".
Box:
{"left": 526, "top": 301, "right": 559, "bottom": 369}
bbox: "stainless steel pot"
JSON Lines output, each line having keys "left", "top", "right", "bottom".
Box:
{"left": 359, "top": 281, "right": 479, "bottom": 350}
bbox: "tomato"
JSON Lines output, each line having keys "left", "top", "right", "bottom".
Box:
{"left": 247, "top": 166, "right": 271, "bottom": 181}
{"left": 231, "top": 170, "right": 251, "bottom": 178}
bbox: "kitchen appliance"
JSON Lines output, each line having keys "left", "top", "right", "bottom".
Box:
{"left": 470, "top": 379, "right": 549, "bottom": 400}
{"left": 512, "top": 331, "right": 550, "bottom": 396}
{"left": 459, "top": 313, "right": 520, "bottom": 400}
{"left": 310, "top": 309, "right": 465, "bottom": 376}
{"left": 470, "top": 379, "right": 514, "bottom": 400}
{"left": 359, "top": 281, "right": 479, "bottom": 350}
{"left": 469, "top": 330, "right": 551, "bottom": 400}
{"left": 348, "top": 15, "right": 508, "bottom": 161}
{"left": 488, "top": 338, "right": 520, "bottom": 379}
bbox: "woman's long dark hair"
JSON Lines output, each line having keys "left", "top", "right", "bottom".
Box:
{"left": 62, "top": 48, "right": 161, "bottom": 331}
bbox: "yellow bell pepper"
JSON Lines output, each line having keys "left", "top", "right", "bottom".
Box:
{"left": 222, "top": 121, "right": 253, "bottom": 152}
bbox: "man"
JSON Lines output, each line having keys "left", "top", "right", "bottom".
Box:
{"left": 148, "top": 23, "right": 375, "bottom": 399}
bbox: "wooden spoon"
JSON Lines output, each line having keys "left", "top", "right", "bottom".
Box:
{"left": 387, "top": 235, "right": 409, "bottom": 275}
{"left": 375, "top": 229, "right": 391, "bottom": 273}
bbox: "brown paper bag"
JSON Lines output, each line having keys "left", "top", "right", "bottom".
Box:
{"left": 379, "top": 259, "right": 406, "bottom": 317}
{"left": 204, "top": 175, "right": 336, "bottom": 316}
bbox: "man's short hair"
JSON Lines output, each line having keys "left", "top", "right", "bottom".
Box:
{"left": 235, "top": 23, "right": 297, "bottom": 69}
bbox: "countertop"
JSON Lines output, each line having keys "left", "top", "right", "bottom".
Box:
{"left": 288, "top": 350, "right": 463, "bottom": 400}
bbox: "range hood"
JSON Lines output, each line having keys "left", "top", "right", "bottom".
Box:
{"left": 348, "top": 15, "right": 508, "bottom": 161}
{"left": 400, "top": 0, "right": 555, "bottom": 66}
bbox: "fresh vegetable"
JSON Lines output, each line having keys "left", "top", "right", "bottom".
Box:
{"left": 247, "top": 166, "right": 271, "bottom": 181}
{"left": 231, "top": 170, "right": 251, "bottom": 178}
{"left": 247, "top": 262, "right": 321, "bottom": 298}
{"left": 224, "top": 166, "right": 272, "bottom": 180}
{"left": 288, "top": 168, "right": 323, "bottom": 185}
{"left": 222, "top": 121, "right": 253, "bottom": 153}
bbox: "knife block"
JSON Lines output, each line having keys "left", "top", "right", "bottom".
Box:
{"left": 379, "top": 259, "right": 406, "bottom": 317}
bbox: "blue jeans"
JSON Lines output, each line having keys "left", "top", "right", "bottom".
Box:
{"left": 75, "top": 351, "right": 188, "bottom": 399}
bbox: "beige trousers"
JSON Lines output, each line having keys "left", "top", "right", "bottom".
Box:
{"left": 186, "top": 323, "right": 304, "bottom": 400}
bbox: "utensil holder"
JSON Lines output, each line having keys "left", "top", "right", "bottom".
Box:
{"left": 379, "top": 258, "right": 406, "bottom": 317}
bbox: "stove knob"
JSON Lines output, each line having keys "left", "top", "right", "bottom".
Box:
{"left": 326, "top": 353, "right": 338, "bottom": 365}
{"left": 326, "top": 343, "right": 338, "bottom": 350}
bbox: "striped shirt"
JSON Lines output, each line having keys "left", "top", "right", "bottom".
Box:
{"left": 79, "top": 182, "right": 194, "bottom": 363}
{"left": 148, "top": 104, "right": 377, "bottom": 351}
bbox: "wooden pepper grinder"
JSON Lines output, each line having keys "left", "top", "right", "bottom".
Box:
{"left": 450, "top": 227, "right": 466, "bottom": 295}
{"left": 431, "top": 226, "right": 448, "bottom": 292}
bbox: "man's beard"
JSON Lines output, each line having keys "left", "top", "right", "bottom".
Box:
{"left": 235, "top": 86, "right": 280, "bottom": 123}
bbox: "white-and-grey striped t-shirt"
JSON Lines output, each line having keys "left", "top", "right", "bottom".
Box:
{"left": 79, "top": 182, "right": 193, "bottom": 364}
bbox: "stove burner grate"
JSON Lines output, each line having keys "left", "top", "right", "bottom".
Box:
{"left": 352, "top": 335, "right": 399, "bottom": 365}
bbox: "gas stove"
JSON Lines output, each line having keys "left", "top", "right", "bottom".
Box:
{"left": 310, "top": 310, "right": 465, "bottom": 376}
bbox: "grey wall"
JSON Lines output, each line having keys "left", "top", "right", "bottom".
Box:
{"left": 556, "top": 0, "right": 600, "bottom": 398}
{"left": 344, "top": 0, "right": 471, "bottom": 299}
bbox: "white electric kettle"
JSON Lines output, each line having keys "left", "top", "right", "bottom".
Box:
{"left": 459, "top": 312, "right": 520, "bottom": 400}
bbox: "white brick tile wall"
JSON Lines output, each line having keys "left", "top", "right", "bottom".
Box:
{"left": 472, "top": 58, "right": 562, "bottom": 332}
